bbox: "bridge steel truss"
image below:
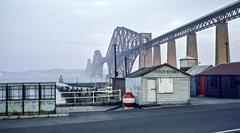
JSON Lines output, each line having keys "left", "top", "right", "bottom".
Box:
{"left": 130, "top": 1, "right": 240, "bottom": 52}
{"left": 105, "top": 27, "right": 141, "bottom": 78}
{"left": 88, "top": 1, "right": 240, "bottom": 77}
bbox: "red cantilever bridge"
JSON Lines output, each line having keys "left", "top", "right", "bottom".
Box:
{"left": 85, "top": 27, "right": 149, "bottom": 78}
{"left": 86, "top": 1, "right": 240, "bottom": 78}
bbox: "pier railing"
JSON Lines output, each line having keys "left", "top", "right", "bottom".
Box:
{"left": 0, "top": 82, "right": 56, "bottom": 116}
{"left": 60, "top": 89, "right": 121, "bottom": 105}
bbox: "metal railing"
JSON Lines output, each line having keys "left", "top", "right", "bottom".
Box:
{"left": 0, "top": 82, "right": 56, "bottom": 116}
{"left": 60, "top": 89, "right": 121, "bottom": 104}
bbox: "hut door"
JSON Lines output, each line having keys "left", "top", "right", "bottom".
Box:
{"left": 199, "top": 76, "right": 205, "bottom": 96}
{"left": 147, "top": 79, "right": 156, "bottom": 103}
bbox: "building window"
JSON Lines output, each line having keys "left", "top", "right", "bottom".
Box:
{"left": 8, "top": 86, "right": 22, "bottom": 100}
{"left": 0, "top": 86, "right": 6, "bottom": 100}
{"left": 25, "top": 85, "right": 39, "bottom": 100}
{"left": 41, "top": 85, "right": 55, "bottom": 99}
{"left": 158, "top": 78, "right": 173, "bottom": 93}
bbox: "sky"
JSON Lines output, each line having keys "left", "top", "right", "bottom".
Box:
{"left": 0, "top": 0, "right": 240, "bottom": 72}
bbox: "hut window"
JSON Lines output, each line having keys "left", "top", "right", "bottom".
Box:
{"left": 158, "top": 78, "right": 173, "bottom": 93}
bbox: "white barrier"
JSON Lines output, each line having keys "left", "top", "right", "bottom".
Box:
{"left": 60, "top": 89, "right": 121, "bottom": 104}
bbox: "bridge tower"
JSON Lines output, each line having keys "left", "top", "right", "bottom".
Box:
{"left": 91, "top": 50, "right": 104, "bottom": 77}
{"left": 215, "top": 22, "right": 230, "bottom": 65}
{"left": 167, "top": 40, "right": 177, "bottom": 67}
{"left": 186, "top": 32, "right": 198, "bottom": 65}
{"left": 85, "top": 58, "right": 92, "bottom": 75}
{"left": 139, "top": 33, "right": 152, "bottom": 68}
{"left": 153, "top": 44, "right": 161, "bottom": 66}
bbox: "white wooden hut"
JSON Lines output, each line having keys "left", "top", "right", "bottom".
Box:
{"left": 125, "top": 63, "right": 190, "bottom": 106}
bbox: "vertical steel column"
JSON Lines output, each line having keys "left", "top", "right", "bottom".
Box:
{"left": 6, "top": 84, "right": 8, "bottom": 116}
{"left": 38, "top": 83, "right": 41, "bottom": 115}
{"left": 22, "top": 83, "right": 25, "bottom": 115}
{"left": 74, "top": 93, "right": 76, "bottom": 104}
{"left": 54, "top": 83, "right": 56, "bottom": 114}
{"left": 92, "top": 91, "right": 95, "bottom": 103}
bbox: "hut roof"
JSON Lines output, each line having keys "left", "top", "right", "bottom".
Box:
{"left": 199, "top": 62, "right": 240, "bottom": 76}
{"left": 127, "top": 63, "right": 190, "bottom": 78}
{"left": 186, "top": 65, "right": 212, "bottom": 76}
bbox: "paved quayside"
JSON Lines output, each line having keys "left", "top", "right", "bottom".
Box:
{"left": 0, "top": 103, "right": 240, "bottom": 133}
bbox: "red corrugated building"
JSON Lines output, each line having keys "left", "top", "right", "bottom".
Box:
{"left": 198, "top": 62, "right": 240, "bottom": 99}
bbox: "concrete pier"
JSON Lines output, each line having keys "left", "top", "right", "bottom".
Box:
{"left": 215, "top": 23, "right": 230, "bottom": 65}
{"left": 139, "top": 33, "right": 152, "bottom": 68}
{"left": 167, "top": 40, "right": 177, "bottom": 67}
{"left": 139, "top": 48, "right": 153, "bottom": 68}
{"left": 145, "top": 48, "right": 153, "bottom": 67}
{"left": 187, "top": 32, "right": 198, "bottom": 65}
{"left": 153, "top": 45, "right": 161, "bottom": 66}
{"left": 139, "top": 52, "right": 145, "bottom": 68}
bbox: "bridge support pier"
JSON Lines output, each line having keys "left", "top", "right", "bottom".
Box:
{"left": 167, "top": 40, "right": 177, "bottom": 67}
{"left": 139, "top": 48, "right": 152, "bottom": 68}
{"left": 215, "top": 23, "right": 230, "bottom": 65}
{"left": 153, "top": 45, "right": 161, "bottom": 66}
{"left": 186, "top": 32, "right": 198, "bottom": 65}
{"left": 85, "top": 58, "right": 92, "bottom": 75}
{"left": 145, "top": 48, "right": 153, "bottom": 67}
{"left": 139, "top": 53, "right": 144, "bottom": 68}
{"left": 139, "top": 33, "right": 152, "bottom": 68}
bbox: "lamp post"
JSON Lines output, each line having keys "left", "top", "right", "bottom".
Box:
{"left": 113, "top": 44, "right": 118, "bottom": 78}
{"left": 124, "top": 57, "right": 127, "bottom": 77}
{"left": 112, "top": 44, "right": 118, "bottom": 91}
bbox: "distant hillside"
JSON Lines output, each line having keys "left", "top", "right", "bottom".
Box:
{"left": 0, "top": 69, "right": 104, "bottom": 83}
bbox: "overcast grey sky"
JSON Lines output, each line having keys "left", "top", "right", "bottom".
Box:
{"left": 1, "top": 0, "right": 239, "bottom": 72}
